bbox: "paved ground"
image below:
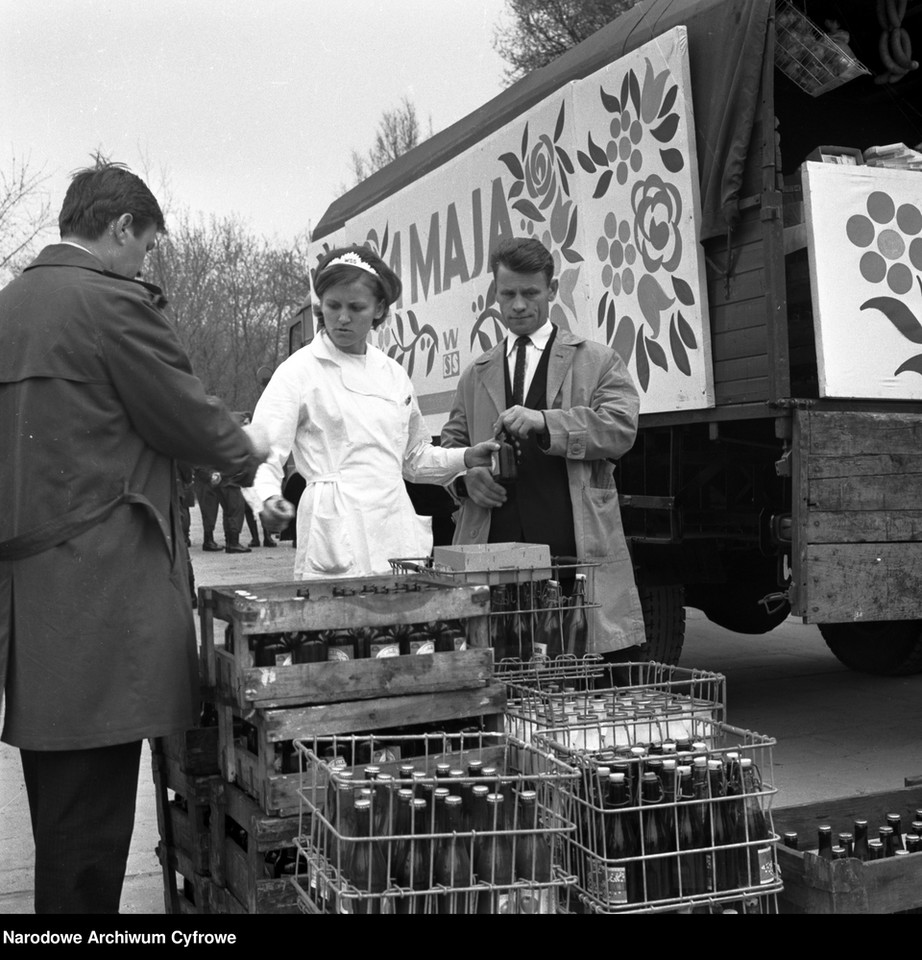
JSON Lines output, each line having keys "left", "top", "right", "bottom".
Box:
{"left": 2, "top": 510, "right": 921, "bottom": 914}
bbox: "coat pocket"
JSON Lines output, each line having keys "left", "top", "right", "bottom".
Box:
{"left": 306, "top": 478, "right": 355, "bottom": 575}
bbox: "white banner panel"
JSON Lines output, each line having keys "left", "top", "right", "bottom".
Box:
{"left": 804, "top": 161, "right": 922, "bottom": 400}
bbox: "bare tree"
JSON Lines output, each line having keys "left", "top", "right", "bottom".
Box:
{"left": 494, "top": 0, "right": 641, "bottom": 83}
{"left": 0, "top": 152, "right": 54, "bottom": 280}
{"left": 348, "top": 96, "right": 433, "bottom": 186}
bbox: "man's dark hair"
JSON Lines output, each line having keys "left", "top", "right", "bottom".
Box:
{"left": 490, "top": 237, "right": 555, "bottom": 285}
{"left": 58, "top": 161, "right": 166, "bottom": 240}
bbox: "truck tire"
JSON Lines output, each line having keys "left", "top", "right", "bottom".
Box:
{"left": 638, "top": 585, "right": 686, "bottom": 665}
{"left": 819, "top": 621, "right": 922, "bottom": 676}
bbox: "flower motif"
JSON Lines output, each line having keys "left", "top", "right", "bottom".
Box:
{"left": 524, "top": 134, "right": 561, "bottom": 212}
{"left": 632, "top": 174, "right": 682, "bottom": 274}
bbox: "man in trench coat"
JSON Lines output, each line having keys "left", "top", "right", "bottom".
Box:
{"left": 0, "top": 162, "right": 265, "bottom": 913}
{"left": 441, "top": 237, "right": 646, "bottom": 656}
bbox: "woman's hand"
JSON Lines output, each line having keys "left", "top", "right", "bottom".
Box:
{"left": 260, "top": 495, "right": 296, "bottom": 533}
{"left": 463, "top": 439, "right": 500, "bottom": 469}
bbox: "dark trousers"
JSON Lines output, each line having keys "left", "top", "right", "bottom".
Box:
{"left": 194, "top": 480, "right": 244, "bottom": 542}
{"left": 20, "top": 740, "right": 143, "bottom": 913}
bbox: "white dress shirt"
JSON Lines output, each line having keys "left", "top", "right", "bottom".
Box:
{"left": 505, "top": 319, "right": 554, "bottom": 403}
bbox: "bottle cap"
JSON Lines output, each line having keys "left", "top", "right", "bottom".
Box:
{"left": 445, "top": 795, "right": 462, "bottom": 807}
{"left": 354, "top": 797, "right": 371, "bottom": 811}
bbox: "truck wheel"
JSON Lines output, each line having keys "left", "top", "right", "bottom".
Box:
{"left": 638, "top": 585, "right": 685, "bottom": 665}
{"left": 819, "top": 621, "right": 922, "bottom": 676}
{"left": 691, "top": 585, "right": 791, "bottom": 635}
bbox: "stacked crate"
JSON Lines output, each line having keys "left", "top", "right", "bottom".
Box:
{"left": 153, "top": 572, "right": 505, "bottom": 914}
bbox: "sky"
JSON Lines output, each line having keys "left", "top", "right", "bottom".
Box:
{"left": 1, "top": 0, "right": 511, "bottom": 245}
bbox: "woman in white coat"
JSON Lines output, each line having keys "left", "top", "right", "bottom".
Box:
{"left": 249, "top": 245, "right": 497, "bottom": 580}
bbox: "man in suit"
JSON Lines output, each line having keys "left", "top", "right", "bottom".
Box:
{"left": 440, "top": 237, "right": 645, "bottom": 656}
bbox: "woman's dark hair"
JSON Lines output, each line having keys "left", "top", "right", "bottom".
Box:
{"left": 59, "top": 161, "right": 166, "bottom": 240}
{"left": 490, "top": 237, "right": 555, "bottom": 285}
{"left": 312, "top": 244, "right": 402, "bottom": 331}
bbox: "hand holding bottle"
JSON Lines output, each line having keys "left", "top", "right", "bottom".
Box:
{"left": 260, "top": 494, "right": 296, "bottom": 533}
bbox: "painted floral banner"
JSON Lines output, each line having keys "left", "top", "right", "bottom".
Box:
{"left": 312, "top": 26, "right": 713, "bottom": 428}
{"left": 803, "top": 162, "right": 922, "bottom": 400}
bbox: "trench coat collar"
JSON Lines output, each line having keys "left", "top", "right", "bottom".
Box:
{"left": 25, "top": 243, "right": 168, "bottom": 306}
{"left": 310, "top": 329, "right": 397, "bottom": 400}
{"left": 474, "top": 324, "right": 584, "bottom": 412}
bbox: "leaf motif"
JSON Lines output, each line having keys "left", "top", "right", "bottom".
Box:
{"left": 508, "top": 180, "right": 525, "bottom": 199}
{"left": 521, "top": 122, "right": 529, "bottom": 160}
{"left": 387, "top": 344, "right": 399, "bottom": 360}
{"left": 562, "top": 247, "right": 583, "bottom": 264}
{"left": 670, "top": 316, "right": 692, "bottom": 375}
{"left": 554, "top": 100, "right": 566, "bottom": 142}
{"left": 564, "top": 205, "right": 579, "bottom": 250}
{"left": 637, "top": 273, "right": 675, "bottom": 337}
{"left": 677, "top": 310, "right": 697, "bottom": 349}
{"left": 597, "top": 292, "right": 609, "bottom": 329}
{"left": 672, "top": 276, "right": 695, "bottom": 306}
{"left": 512, "top": 198, "right": 546, "bottom": 222}
{"left": 593, "top": 169, "right": 614, "bottom": 199}
{"left": 613, "top": 315, "right": 635, "bottom": 364}
{"left": 394, "top": 313, "right": 405, "bottom": 342}
{"left": 606, "top": 300, "right": 616, "bottom": 344}
{"left": 556, "top": 145, "right": 575, "bottom": 174}
{"left": 558, "top": 164, "right": 570, "bottom": 198}
{"left": 894, "top": 353, "right": 922, "bottom": 377}
{"left": 600, "top": 86, "right": 621, "bottom": 113}
{"left": 620, "top": 73, "right": 630, "bottom": 114}
{"left": 587, "top": 132, "right": 608, "bottom": 167}
{"left": 661, "top": 148, "right": 684, "bottom": 173}
{"left": 382, "top": 223, "right": 389, "bottom": 257}
{"left": 646, "top": 336, "right": 669, "bottom": 371}
{"left": 408, "top": 310, "right": 420, "bottom": 336}
{"left": 652, "top": 113, "right": 680, "bottom": 143}
{"left": 478, "top": 329, "right": 491, "bottom": 351}
{"left": 629, "top": 70, "right": 641, "bottom": 116}
{"left": 499, "top": 151, "right": 525, "bottom": 180}
{"left": 406, "top": 351, "right": 415, "bottom": 378}
{"left": 860, "top": 297, "right": 922, "bottom": 343}
{"left": 425, "top": 345, "right": 435, "bottom": 376}
{"left": 641, "top": 60, "right": 670, "bottom": 124}
{"left": 635, "top": 326, "right": 650, "bottom": 392}
{"left": 659, "top": 84, "right": 678, "bottom": 117}
{"left": 577, "top": 150, "right": 596, "bottom": 173}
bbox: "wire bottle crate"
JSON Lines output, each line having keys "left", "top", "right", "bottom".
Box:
{"left": 290, "top": 730, "right": 580, "bottom": 914}
{"left": 501, "top": 657, "right": 726, "bottom": 747}
{"left": 389, "top": 555, "right": 600, "bottom": 664}
{"left": 535, "top": 718, "right": 783, "bottom": 914}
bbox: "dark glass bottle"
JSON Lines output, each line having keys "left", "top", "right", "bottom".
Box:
{"left": 837, "top": 833, "right": 854, "bottom": 859}
{"left": 868, "top": 838, "right": 885, "bottom": 860}
{"left": 853, "top": 820, "right": 869, "bottom": 861}
{"left": 639, "top": 771, "right": 672, "bottom": 903}
{"left": 469, "top": 784, "right": 491, "bottom": 865}
{"left": 831, "top": 845, "right": 847, "bottom": 860}
{"left": 253, "top": 632, "right": 291, "bottom": 667}
{"left": 395, "top": 797, "right": 431, "bottom": 915}
{"left": 739, "top": 757, "right": 772, "bottom": 888}
{"left": 605, "top": 771, "right": 641, "bottom": 905}
{"left": 533, "top": 580, "right": 563, "bottom": 662}
{"left": 475, "top": 794, "right": 514, "bottom": 914}
{"left": 326, "top": 630, "right": 359, "bottom": 662}
{"left": 343, "top": 797, "right": 389, "bottom": 915}
{"left": 676, "top": 766, "right": 708, "bottom": 898}
{"left": 817, "top": 825, "right": 834, "bottom": 860}
{"left": 707, "top": 759, "right": 738, "bottom": 891}
{"left": 563, "top": 573, "right": 589, "bottom": 659}
{"left": 389, "top": 788, "right": 415, "bottom": 879}
{"left": 514, "top": 790, "right": 554, "bottom": 914}
{"left": 434, "top": 795, "right": 473, "bottom": 914}
{"left": 783, "top": 832, "right": 799, "bottom": 850}
{"left": 293, "top": 631, "right": 328, "bottom": 663}
{"left": 879, "top": 825, "right": 896, "bottom": 858}
{"left": 886, "top": 813, "right": 905, "bottom": 852}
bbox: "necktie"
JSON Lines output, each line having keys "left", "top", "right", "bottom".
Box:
{"left": 512, "top": 336, "right": 531, "bottom": 406}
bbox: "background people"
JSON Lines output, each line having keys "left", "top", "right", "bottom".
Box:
{"left": 0, "top": 161, "right": 266, "bottom": 913}
{"left": 250, "top": 244, "right": 498, "bottom": 580}
{"left": 440, "top": 237, "right": 646, "bottom": 657}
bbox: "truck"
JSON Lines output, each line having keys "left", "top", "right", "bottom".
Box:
{"left": 292, "top": 0, "right": 922, "bottom": 673}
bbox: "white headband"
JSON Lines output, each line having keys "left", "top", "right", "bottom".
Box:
{"left": 323, "top": 251, "right": 379, "bottom": 279}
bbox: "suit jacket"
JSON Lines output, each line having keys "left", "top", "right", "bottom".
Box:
{"left": 440, "top": 326, "right": 645, "bottom": 653}
{"left": 0, "top": 244, "right": 256, "bottom": 749}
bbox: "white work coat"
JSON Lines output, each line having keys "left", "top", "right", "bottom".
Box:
{"left": 249, "top": 331, "right": 467, "bottom": 579}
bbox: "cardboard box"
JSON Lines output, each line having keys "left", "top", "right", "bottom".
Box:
{"left": 433, "top": 542, "right": 552, "bottom": 577}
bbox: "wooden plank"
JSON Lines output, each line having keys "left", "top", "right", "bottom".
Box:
{"left": 712, "top": 355, "right": 770, "bottom": 383}
{"left": 807, "top": 511, "right": 922, "bottom": 544}
{"left": 808, "top": 474, "right": 922, "bottom": 513}
{"left": 802, "top": 543, "right": 922, "bottom": 621}
{"left": 711, "top": 326, "right": 770, "bottom": 362}
{"left": 807, "top": 454, "right": 922, "bottom": 480}
{"left": 223, "top": 836, "right": 300, "bottom": 914}
{"left": 707, "top": 269, "right": 766, "bottom": 307}
{"left": 217, "top": 645, "right": 494, "bottom": 709}
{"left": 715, "top": 379, "right": 770, "bottom": 406}
{"left": 223, "top": 782, "right": 301, "bottom": 850}
{"left": 710, "top": 297, "right": 769, "bottom": 334}
{"left": 152, "top": 727, "right": 220, "bottom": 777}
{"left": 264, "top": 683, "right": 507, "bottom": 741}
{"left": 805, "top": 411, "right": 922, "bottom": 457}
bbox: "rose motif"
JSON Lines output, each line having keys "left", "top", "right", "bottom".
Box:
{"left": 524, "top": 135, "right": 560, "bottom": 212}
{"left": 632, "top": 174, "right": 682, "bottom": 274}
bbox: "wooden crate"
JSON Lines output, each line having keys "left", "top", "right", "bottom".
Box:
{"left": 151, "top": 724, "right": 220, "bottom": 777}
{"left": 198, "top": 575, "right": 491, "bottom": 708}
{"left": 775, "top": 779, "right": 922, "bottom": 914}
{"left": 215, "top": 683, "right": 506, "bottom": 817}
{"left": 155, "top": 842, "right": 228, "bottom": 915}
{"left": 211, "top": 782, "right": 302, "bottom": 915}
{"left": 151, "top": 752, "right": 221, "bottom": 876}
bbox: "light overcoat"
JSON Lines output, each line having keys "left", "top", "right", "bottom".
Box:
{"left": 440, "top": 327, "right": 646, "bottom": 653}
